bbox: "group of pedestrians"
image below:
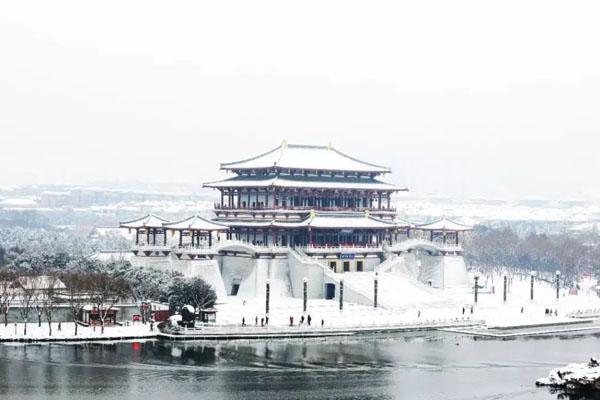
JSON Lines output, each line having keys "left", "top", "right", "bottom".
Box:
{"left": 241, "top": 315, "right": 270, "bottom": 327}
{"left": 292, "top": 315, "right": 325, "bottom": 328}
{"left": 461, "top": 306, "right": 474, "bottom": 315}
{"left": 241, "top": 314, "right": 325, "bottom": 328}
{"left": 544, "top": 308, "right": 558, "bottom": 317}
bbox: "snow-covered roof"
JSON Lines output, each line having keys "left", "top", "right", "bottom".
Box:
{"left": 221, "top": 142, "right": 391, "bottom": 174}
{"left": 0, "top": 197, "right": 39, "bottom": 208}
{"left": 416, "top": 218, "right": 473, "bottom": 232}
{"left": 393, "top": 217, "right": 413, "bottom": 228}
{"left": 221, "top": 212, "right": 396, "bottom": 230}
{"left": 119, "top": 214, "right": 169, "bottom": 229}
{"left": 204, "top": 175, "right": 405, "bottom": 191}
{"left": 307, "top": 212, "right": 396, "bottom": 229}
{"left": 163, "top": 215, "right": 229, "bottom": 231}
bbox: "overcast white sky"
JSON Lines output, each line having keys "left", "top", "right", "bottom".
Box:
{"left": 1, "top": 1, "right": 599, "bottom": 200}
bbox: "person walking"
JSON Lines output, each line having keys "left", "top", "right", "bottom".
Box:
{"left": 462, "top": 307, "right": 465, "bottom": 315}
{"left": 58, "top": 322, "right": 61, "bottom": 332}
{"left": 321, "top": 319, "right": 324, "bottom": 328}
{"left": 242, "top": 317, "right": 246, "bottom": 327}
{"left": 289, "top": 316, "right": 294, "bottom": 326}
{"left": 307, "top": 315, "right": 312, "bottom": 326}
{"left": 260, "top": 317, "right": 264, "bottom": 327}
{"left": 300, "top": 315, "right": 305, "bottom": 325}
{"left": 265, "top": 316, "right": 269, "bottom": 325}
{"left": 255, "top": 316, "right": 258, "bottom": 326}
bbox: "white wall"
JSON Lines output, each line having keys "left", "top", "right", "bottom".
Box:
{"left": 219, "top": 255, "right": 293, "bottom": 299}
{"left": 414, "top": 252, "right": 470, "bottom": 289}
{"left": 288, "top": 252, "right": 326, "bottom": 298}
{"left": 442, "top": 255, "right": 470, "bottom": 289}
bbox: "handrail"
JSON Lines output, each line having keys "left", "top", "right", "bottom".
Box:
{"left": 214, "top": 204, "right": 396, "bottom": 212}
{"left": 386, "top": 239, "right": 463, "bottom": 253}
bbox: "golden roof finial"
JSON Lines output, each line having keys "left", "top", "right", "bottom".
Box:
{"left": 310, "top": 209, "right": 316, "bottom": 218}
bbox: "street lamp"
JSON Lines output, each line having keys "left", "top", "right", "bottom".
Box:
{"left": 374, "top": 272, "right": 379, "bottom": 309}
{"left": 555, "top": 270, "right": 561, "bottom": 300}
{"left": 503, "top": 274, "right": 508, "bottom": 304}
{"left": 339, "top": 279, "right": 344, "bottom": 311}
{"left": 265, "top": 279, "right": 270, "bottom": 316}
{"left": 303, "top": 277, "right": 308, "bottom": 313}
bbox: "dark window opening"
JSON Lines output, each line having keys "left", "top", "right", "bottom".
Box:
{"left": 343, "top": 261, "right": 350, "bottom": 272}
{"left": 356, "top": 261, "right": 363, "bottom": 272}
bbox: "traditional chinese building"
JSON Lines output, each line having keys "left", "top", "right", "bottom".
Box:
{"left": 119, "top": 141, "right": 474, "bottom": 301}
{"left": 203, "top": 142, "right": 407, "bottom": 250}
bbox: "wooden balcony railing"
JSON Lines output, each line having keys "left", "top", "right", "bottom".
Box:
{"left": 213, "top": 204, "right": 396, "bottom": 212}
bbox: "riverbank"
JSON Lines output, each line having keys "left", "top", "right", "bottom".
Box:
{"left": 0, "top": 322, "right": 156, "bottom": 343}
{"left": 1, "top": 294, "right": 600, "bottom": 343}
{"left": 158, "top": 319, "right": 482, "bottom": 340}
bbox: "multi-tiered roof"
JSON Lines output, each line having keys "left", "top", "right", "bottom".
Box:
{"left": 203, "top": 142, "right": 408, "bottom": 248}
{"left": 221, "top": 142, "right": 392, "bottom": 173}
{"left": 205, "top": 142, "right": 406, "bottom": 193}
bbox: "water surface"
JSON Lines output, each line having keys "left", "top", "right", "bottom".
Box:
{"left": 0, "top": 332, "right": 598, "bottom": 399}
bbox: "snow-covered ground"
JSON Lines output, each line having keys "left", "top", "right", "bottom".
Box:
{"left": 0, "top": 322, "right": 155, "bottom": 341}
{"left": 214, "top": 270, "right": 600, "bottom": 331}
{"left": 0, "top": 272, "right": 598, "bottom": 342}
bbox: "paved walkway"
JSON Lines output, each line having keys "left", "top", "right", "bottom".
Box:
{"left": 158, "top": 319, "right": 483, "bottom": 340}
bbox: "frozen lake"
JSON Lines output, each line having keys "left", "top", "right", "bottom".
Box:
{"left": 0, "top": 332, "right": 598, "bottom": 400}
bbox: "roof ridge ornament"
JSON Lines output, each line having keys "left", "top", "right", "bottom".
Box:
{"left": 282, "top": 139, "right": 288, "bottom": 149}
{"left": 364, "top": 210, "right": 370, "bottom": 218}
{"left": 326, "top": 142, "right": 332, "bottom": 150}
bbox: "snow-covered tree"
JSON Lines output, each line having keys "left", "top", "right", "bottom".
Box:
{"left": 60, "top": 271, "right": 90, "bottom": 336}
{"left": 167, "top": 277, "right": 216, "bottom": 313}
{"left": 87, "top": 272, "right": 130, "bottom": 334}
{"left": 0, "top": 269, "right": 18, "bottom": 327}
